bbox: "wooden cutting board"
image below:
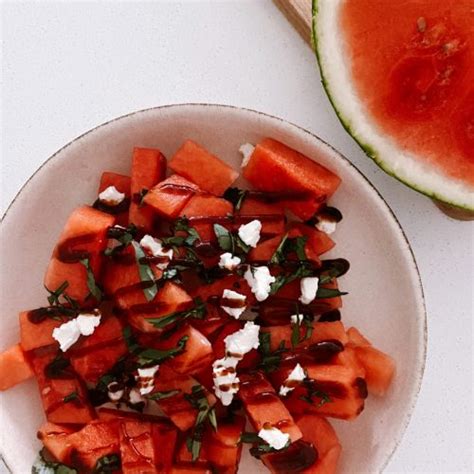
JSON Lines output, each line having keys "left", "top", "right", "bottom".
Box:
{"left": 273, "top": 0, "right": 312, "bottom": 46}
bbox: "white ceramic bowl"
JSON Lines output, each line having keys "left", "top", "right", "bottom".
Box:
{"left": 0, "top": 104, "right": 426, "bottom": 473}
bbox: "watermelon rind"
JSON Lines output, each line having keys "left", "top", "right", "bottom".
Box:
{"left": 312, "top": 0, "right": 474, "bottom": 211}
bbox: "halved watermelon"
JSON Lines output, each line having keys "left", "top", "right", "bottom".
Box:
{"left": 313, "top": 0, "right": 474, "bottom": 211}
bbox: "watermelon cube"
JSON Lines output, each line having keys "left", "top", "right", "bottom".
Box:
{"left": 129, "top": 147, "right": 167, "bottom": 231}
{"left": 144, "top": 174, "right": 201, "bottom": 219}
{"left": 169, "top": 140, "right": 238, "bottom": 196}
{"left": 242, "top": 138, "right": 341, "bottom": 220}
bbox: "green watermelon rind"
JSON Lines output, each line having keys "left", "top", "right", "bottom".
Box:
{"left": 311, "top": 0, "right": 473, "bottom": 212}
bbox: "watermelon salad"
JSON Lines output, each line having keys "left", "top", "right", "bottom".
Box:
{"left": 0, "top": 138, "right": 395, "bottom": 473}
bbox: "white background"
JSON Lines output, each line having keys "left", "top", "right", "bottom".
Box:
{"left": 1, "top": 1, "right": 472, "bottom": 472}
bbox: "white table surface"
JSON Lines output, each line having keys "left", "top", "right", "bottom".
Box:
{"left": 1, "top": 1, "right": 472, "bottom": 473}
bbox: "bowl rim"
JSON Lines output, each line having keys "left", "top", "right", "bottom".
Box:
{"left": 0, "top": 103, "right": 427, "bottom": 473}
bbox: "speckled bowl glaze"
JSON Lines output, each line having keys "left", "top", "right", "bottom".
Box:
{"left": 0, "top": 104, "right": 426, "bottom": 473}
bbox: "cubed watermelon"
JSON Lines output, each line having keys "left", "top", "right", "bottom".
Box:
{"left": 242, "top": 138, "right": 341, "bottom": 220}
{"left": 19, "top": 310, "right": 62, "bottom": 351}
{"left": 236, "top": 197, "right": 286, "bottom": 236}
{"left": 44, "top": 206, "right": 115, "bottom": 304}
{"left": 295, "top": 414, "right": 341, "bottom": 474}
{"left": 115, "top": 282, "right": 193, "bottom": 333}
{"left": 0, "top": 343, "right": 34, "bottom": 391}
{"left": 152, "top": 365, "right": 216, "bottom": 431}
{"left": 96, "top": 171, "right": 132, "bottom": 226}
{"left": 129, "top": 147, "right": 167, "bottom": 231}
{"left": 30, "top": 348, "right": 95, "bottom": 424}
{"left": 156, "top": 325, "right": 214, "bottom": 375}
{"left": 37, "top": 422, "right": 76, "bottom": 464}
{"left": 179, "top": 195, "right": 234, "bottom": 242}
{"left": 238, "top": 371, "right": 302, "bottom": 442}
{"left": 169, "top": 140, "right": 238, "bottom": 196}
{"left": 67, "top": 420, "right": 120, "bottom": 471}
{"left": 144, "top": 174, "right": 201, "bottom": 219}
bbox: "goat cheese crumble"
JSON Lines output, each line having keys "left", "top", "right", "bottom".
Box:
{"left": 218, "top": 252, "right": 241, "bottom": 271}
{"left": 258, "top": 426, "right": 290, "bottom": 450}
{"left": 244, "top": 266, "right": 276, "bottom": 302}
{"left": 279, "top": 363, "right": 306, "bottom": 397}
{"left": 299, "top": 277, "right": 319, "bottom": 305}
{"left": 221, "top": 289, "right": 246, "bottom": 319}
{"left": 140, "top": 234, "right": 173, "bottom": 270}
{"left": 239, "top": 143, "right": 255, "bottom": 168}
{"left": 98, "top": 185, "right": 125, "bottom": 206}
{"left": 52, "top": 311, "right": 101, "bottom": 352}
{"left": 238, "top": 220, "right": 262, "bottom": 248}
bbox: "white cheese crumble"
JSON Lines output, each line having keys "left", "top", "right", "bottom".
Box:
{"left": 244, "top": 266, "right": 276, "bottom": 302}
{"left": 218, "top": 252, "right": 241, "bottom": 271}
{"left": 258, "top": 426, "right": 290, "bottom": 450}
{"left": 212, "top": 358, "right": 240, "bottom": 407}
{"left": 221, "top": 289, "right": 247, "bottom": 319}
{"left": 224, "top": 321, "right": 260, "bottom": 355}
{"left": 238, "top": 220, "right": 262, "bottom": 248}
{"left": 135, "top": 365, "right": 160, "bottom": 395}
{"left": 52, "top": 311, "right": 101, "bottom": 352}
{"left": 290, "top": 313, "right": 304, "bottom": 324}
{"left": 107, "top": 382, "right": 124, "bottom": 402}
{"left": 299, "top": 277, "right": 319, "bottom": 305}
{"left": 315, "top": 218, "right": 337, "bottom": 235}
{"left": 140, "top": 234, "right": 173, "bottom": 270}
{"left": 213, "top": 321, "right": 260, "bottom": 406}
{"left": 239, "top": 143, "right": 255, "bottom": 168}
{"left": 279, "top": 363, "right": 306, "bottom": 397}
{"left": 98, "top": 185, "right": 125, "bottom": 206}
{"left": 129, "top": 388, "right": 145, "bottom": 405}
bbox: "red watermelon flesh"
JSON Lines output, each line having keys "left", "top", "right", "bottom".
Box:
{"left": 341, "top": 0, "right": 474, "bottom": 187}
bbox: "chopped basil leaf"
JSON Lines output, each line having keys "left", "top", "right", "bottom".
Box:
{"left": 223, "top": 187, "right": 248, "bottom": 211}
{"left": 148, "top": 389, "right": 181, "bottom": 401}
{"left": 79, "top": 258, "right": 103, "bottom": 302}
{"left": 240, "top": 432, "right": 261, "bottom": 444}
{"left": 131, "top": 241, "right": 158, "bottom": 302}
{"left": 269, "top": 264, "right": 314, "bottom": 294}
{"left": 93, "top": 453, "right": 121, "bottom": 473}
{"left": 319, "top": 258, "right": 350, "bottom": 284}
{"left": 137, "top": 188, "right": 149, "bottom": 207}
{"left": 316, "top": 287, "right": 348, "bottom": 299}
{"left": 258, "top": 333, "right": 286, "bottom": 373}
{"left": 147, "top": 298, "right": 206, "bottom": 329}
{"left": 46, "top": 281, "right": 69, "bottom": 306}
{"left": 173, "top": 217, "right": 201, "bottom": 246}
{"left": 185, "top": 385, "right": 217, "bottom": 461}
{"left": 270, "top": 233, "right": 289, "bottom": 264}
{"left": 136, "top": 336, "right": 188, "bottom": 367}
{"left": 291, "top": 318, "right": 300, "bottom": 349}
{"left": 235, "top": 234, "right": 251, "bottom": 253}
{"left": 271, "top": 235, "right": 308, "bottom": 265}
{"left": 105, "top": 224, "right": 137, "bottom": 256}
{"left": 214, "top": 223, "right": 233, "bottom": 253}
{"left": 32, "top": 449, "right": 78, "bottom": 474}
{"left": 299, "top": 379, "right": 332, "bottom": 407}
{"left": 45, "top": 356, "right": 72, "bottom": 379}
{"left": 63, "top": 391, "right": 80, "bottom": 403}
